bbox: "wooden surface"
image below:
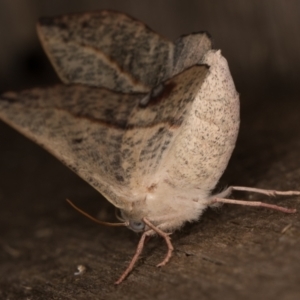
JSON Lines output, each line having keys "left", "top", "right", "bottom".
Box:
{"left": 0, "top": 92, "right": 300, "bottom": 300}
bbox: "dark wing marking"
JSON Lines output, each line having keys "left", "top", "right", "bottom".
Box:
{"left": 0, "top": 65, "right": 208, "bottom": 208}
{"left": 37, "top": 10, "right": 173, "bottom": 92}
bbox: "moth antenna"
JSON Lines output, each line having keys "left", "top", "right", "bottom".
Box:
{"left": 66, "top": 199, "right": 128, "bottom": 227}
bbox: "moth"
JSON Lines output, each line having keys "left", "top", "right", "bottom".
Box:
{"left": 0, "top": 10, "right": 299, "bottom": 284}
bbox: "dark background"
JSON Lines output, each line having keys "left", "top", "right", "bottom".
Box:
{"left": 0, "top": 1, "right": 300, "bottom": 299}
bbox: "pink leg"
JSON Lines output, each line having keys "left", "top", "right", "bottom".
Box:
{"left": 210, "top": 185, "right": 299, "bottom": 213}
{"left": 211, "top": 198, "right": 297, "bottom": 213}
{"left": 220, "top": 186, "right": 300, "bottom": 198}
{"left": 115, "top": 230, "right": 150, "bottom": 285}
{"left": 143, "top": 218, "right": 174, "bottom": 267}
{"left": 115, "top": 219, "right": 174, "bottom": 284}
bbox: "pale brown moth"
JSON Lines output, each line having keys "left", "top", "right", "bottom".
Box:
{"left": 0, "top": 11, "right": 299, "bottom": 284}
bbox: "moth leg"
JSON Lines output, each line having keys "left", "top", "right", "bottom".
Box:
{"left": 218, "top": 186, "right": 300, "bottom": 198}
{"left": 115, "top": 230, "right": 152, "bottom": 285}
{"left": 211, "top": 185, "right": 300, "bottom": 213}
{"left": 143, "top": 218, "right": 174, "bottom": 267}
{"left": 211, "top": 197, "right": 297, "bottom": 214}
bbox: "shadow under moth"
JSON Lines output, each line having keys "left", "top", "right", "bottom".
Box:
{"left": 0, "top": 10, "right": 299, "bottom": 284}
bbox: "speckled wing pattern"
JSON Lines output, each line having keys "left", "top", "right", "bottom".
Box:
{"left": 0, "top": 11, "right": 239, "bottom": 211}
{"left": 36, "top": 11, "right": 211, "bottom": 92}
{"left": 37, "top": 11, "right": 173, "bottom": 93}
{"left": 0, "top": 65, "right": 208, "bottom": 209}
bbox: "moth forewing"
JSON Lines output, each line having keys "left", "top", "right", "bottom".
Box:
{"left": 0, "top": 85, "right": 143, "bottom": 210}
{"left": 36, "top": 10, "right": 174, "bottom": 92}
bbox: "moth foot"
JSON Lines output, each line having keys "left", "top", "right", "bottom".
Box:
{"left": 143, "top": 218, "right": 174, "bottom": 268}
{"left": 156, "top": 234, "right": 174, "bottom": 267}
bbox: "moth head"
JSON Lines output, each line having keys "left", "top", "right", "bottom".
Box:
{"left": 112, "top": 207, "right": 144, "bottom": 232}
{"left": 117, "top": 182, "right": 212, "bottom": 234}
{"left": 127, "top": 220, "right": 146, "bottom": 232}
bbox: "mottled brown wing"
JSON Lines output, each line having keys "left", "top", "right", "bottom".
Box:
{"left": 0, "top": 65, "right": 208, "bottom": 208}
{"left": 37, "top": 10, "right": 174, "bottom": 93}
{"left": 122, "top": 65, "right": 209, "bottom": 187}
